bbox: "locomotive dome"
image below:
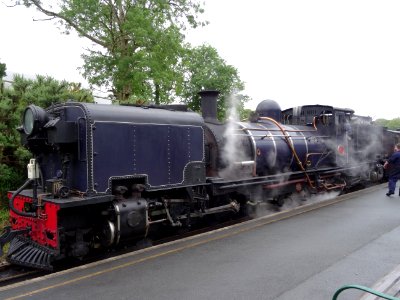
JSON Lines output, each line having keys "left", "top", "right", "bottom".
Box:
{"left": 255, "top": 99, "right": 282, "bottom": 121}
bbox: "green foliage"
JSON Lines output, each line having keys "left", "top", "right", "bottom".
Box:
{"left": 10, "top": 75, "right": 94, "bottom": 107}
{"left": 181, "top": 44, "right": 250, "bottom": 120}
{"left": 21, "top": 0, "right": 207, "bottom": 104}
{"left": 375, "top": 118, "right": 400, "bottom": 130}
{"left": 0, "top": 165, "right": 26, "bottom": 207}
{"left": 0, "top": 62, "right": 94, "bottom": 206}
{"left": 0, "top": 207, "right": 9, "bottom": 229}
{"left": 240, "top": 108, "right": 253, "bottom": 121}
{"left": 0, "top": 62, "right": 6, "bottom": 94}
{"left": 0, "top": 62, "right": 6, "bottom": 79}
{"left": 15, "top": 1, "right": 249, "bottom": 112}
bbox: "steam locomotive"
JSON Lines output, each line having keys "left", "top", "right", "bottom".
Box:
{"left": 0, "top": 91, "right": 395, "bottom": 270}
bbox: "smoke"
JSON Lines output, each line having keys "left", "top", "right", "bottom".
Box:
{"left": 217, "top": 95, "right": 378, "bottom": 214}
{"left": 293, "top": 106, "right": 303, "bottom": 122}
{"left": 223, "top": 93, "right": 240, "bottom": 166}
{"left": 334, "top": 121, "right": 384, "bottom": 179}
{"left": 219, "top": 93, "right": 248, "bottom": 178}
{"left": 248, "top": 188, "right": 341, "bottom": 218}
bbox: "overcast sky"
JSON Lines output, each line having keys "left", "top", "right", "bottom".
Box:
{"left": 1, "top": 1, "right": 399, "bottom": 120}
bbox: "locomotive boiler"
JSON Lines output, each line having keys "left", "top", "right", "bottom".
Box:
{"left": 0, "top": 91, "right": 388, "bottom": 270}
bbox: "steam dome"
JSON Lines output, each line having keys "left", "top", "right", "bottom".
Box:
{"left": 255, "top": 100, "right": 282, "bottom": 121}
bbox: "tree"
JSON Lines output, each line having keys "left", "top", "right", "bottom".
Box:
{"left": 0, "top": 62, "right": 6, "bottom": 94}
{"left": 0, "top": 64, "right": 93, "bottom": 204}
{"left": 375, "top": 118, "right": 400, "bottom": 131}
{"left": 0, "top": 62, "right": 6, "bottom": 79}
{"left": 15, "top": 0, "right": 207, "bottom": 104}
{"left": 11, "top": 74, "right": 93, "bottom": 107}
{"left": 182, "top": 44, "right": 249, "bottom": 120}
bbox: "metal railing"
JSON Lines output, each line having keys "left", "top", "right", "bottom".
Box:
{"left": 332, "top": 284, "right": 400, "bottom": 300}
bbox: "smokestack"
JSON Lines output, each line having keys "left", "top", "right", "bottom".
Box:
{"left": 199, "top": 90, "right": 220, "bottom": 122}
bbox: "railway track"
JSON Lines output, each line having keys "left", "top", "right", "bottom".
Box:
{"left": 0, "top": 262, "right": 47, "bottom": 287}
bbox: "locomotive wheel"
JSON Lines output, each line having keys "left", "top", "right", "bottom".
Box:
{"left": 97, "top": 220, "right": 116, "bottom": 247}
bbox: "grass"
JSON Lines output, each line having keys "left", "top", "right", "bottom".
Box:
{"left": 0, "top": 207, "right": 9, "bottom": 231}
{"left": 0, "top": 208, "right": 9, "bottom": 263}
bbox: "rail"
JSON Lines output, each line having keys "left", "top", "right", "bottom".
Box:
{"left": 332, "top": 284, "right": 400, "bottom": 300}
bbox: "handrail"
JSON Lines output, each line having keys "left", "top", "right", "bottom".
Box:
{"left": 332, "top": 284, "right": 400, "bottom": 300}
{"left": 258, "top": 116, "right": 316, "bottom": 188}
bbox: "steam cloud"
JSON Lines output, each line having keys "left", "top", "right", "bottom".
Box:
{"left": 219, "top": 93, "right": 248, "bottom": 178}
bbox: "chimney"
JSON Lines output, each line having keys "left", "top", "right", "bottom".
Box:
{"left": 199, "top": 90, "right": 219, "bottom": 122}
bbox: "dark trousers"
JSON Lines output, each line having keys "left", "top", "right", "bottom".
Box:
{"left": 388, "top": 177, "right": 399, "bottom": 193}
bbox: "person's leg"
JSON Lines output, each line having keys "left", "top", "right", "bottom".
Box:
{"left": 387, "top": 177, "right": 396, "bottom": 195}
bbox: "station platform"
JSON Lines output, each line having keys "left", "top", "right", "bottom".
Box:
{"left": 359, "top": 263, "right": 400, "bottom": 299}
{"left": 2, "top": 184, "right": 400, "bottom": 300}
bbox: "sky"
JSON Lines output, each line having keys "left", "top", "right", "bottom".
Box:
{"left": 0, "top": 0, "right": 400, "bottom": 120}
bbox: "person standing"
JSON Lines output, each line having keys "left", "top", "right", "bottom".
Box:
{"left": 384, "top": 143, "right": 400, "bottom": 196}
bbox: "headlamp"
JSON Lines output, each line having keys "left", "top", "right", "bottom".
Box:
{"left": 22, "top": 105, "right": 48, "bottom": 135}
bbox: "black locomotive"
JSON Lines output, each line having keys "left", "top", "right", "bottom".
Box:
{"left": 0, "top": 91, "right": 395, "bottom": 270}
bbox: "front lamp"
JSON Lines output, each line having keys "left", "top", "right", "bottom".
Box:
{"left": 22, "top": 105, "right": 48, "bottom": 136}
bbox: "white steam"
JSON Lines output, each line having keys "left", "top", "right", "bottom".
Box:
{"left": 222, "top": 93, "right": 241, "bottom": 167}
{"left": 249, "top": 189, "right": 342, "bottom": 218}
{"left": 220, "top": 93, "right": 248, "bottom": 178}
